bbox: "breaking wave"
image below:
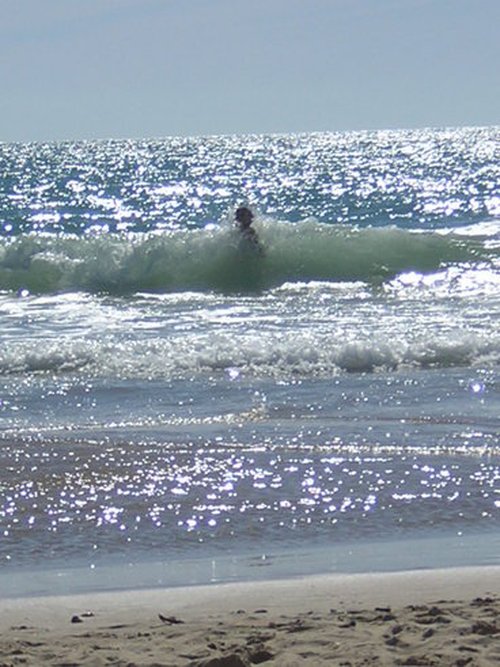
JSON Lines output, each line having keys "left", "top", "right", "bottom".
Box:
{"left": 0, "top": 219, "right": 497, "bottom": 295}
{"left": 1, "top": 328, "right": 498, "bottom": 379}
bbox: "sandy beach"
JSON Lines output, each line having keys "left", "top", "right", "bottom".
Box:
{"left": 1, "top": 566, "right": 498, "bottom": 666}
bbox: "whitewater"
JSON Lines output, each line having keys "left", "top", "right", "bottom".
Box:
{"left": 0, "top": 127, "right": 499, "bottom": 596}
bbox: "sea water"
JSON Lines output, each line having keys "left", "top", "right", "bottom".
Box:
{"left": 0, "top": 127, "right": 499, "bottom": 596}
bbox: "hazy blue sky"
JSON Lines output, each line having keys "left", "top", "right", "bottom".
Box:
{"left": 1, "top": 0, "right": 498, "bottom": 142}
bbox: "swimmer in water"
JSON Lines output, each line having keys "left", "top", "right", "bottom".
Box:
{"left": 235, "top": 206, "right": 264, "bottom": 255}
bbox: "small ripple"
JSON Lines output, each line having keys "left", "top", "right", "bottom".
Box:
{"left": 0, "top": 435, "right": 498, "bottom": 567}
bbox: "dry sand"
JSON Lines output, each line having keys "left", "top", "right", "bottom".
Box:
{"left": 0, "top": 567, "right": 499, "bottom": 666}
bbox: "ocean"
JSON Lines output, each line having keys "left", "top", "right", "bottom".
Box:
{"left": 0, "top": 126, "right": 499, "bottom": 596}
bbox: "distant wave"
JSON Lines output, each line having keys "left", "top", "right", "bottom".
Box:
{"left": 0, "top": 219, "right": 497, "bottom": 295}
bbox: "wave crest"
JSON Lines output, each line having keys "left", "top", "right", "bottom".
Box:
{"left": 0, "top": 219, "right": 497, "bottom": 294}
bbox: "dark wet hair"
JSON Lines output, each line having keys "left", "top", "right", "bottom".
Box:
{"left": 235, "top": 206, "right": 253, "bottom": 222}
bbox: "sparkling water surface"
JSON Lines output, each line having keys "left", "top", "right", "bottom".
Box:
{"left": 0, "top": 127, "right": 499, "bottom": 594}
{"left": 1, "top": 126, "right": 499, "bottom": 237}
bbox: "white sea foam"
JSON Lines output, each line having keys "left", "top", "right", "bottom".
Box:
{"left": 1, "top": 327, "right": 498, "bottom": 379}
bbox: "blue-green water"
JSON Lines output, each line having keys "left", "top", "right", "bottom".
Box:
{"left": 0, "top": 127, "right": 499, "bottom": 595}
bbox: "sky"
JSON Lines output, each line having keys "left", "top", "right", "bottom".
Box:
{"left": 1, "top": 0, "right": 499, "bottom": 142}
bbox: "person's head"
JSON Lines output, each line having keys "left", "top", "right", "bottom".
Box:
{"left": 235, "top": 206, "right": 253, "bottom": 228}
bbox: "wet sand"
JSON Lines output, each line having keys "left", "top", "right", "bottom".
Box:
{"left": 1, "top": 567, "right": 499, "bottom": 666}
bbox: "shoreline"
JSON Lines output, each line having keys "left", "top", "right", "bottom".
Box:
{"left": 1, "top": 566, "right": 499, "bottom": 665}
{"left": 2, "top": 529, "right": 499, "bottom": 600}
